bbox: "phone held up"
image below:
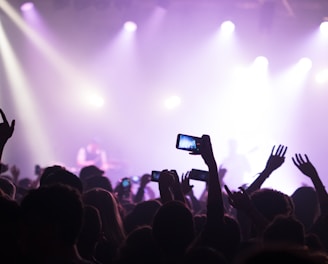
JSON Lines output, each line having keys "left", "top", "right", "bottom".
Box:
{"left": 189, "top": 169, "right": 209, "bottom": 182}
{"left": 121, "top": 177, "right": 131, "bottom": 189}
{"left": 151, "top": 170, "right": 161, "bottom": 182}
{"left": 176, "top": 134, "right": 201, "bottom": 153}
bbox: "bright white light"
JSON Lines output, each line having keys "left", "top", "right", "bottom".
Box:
{"left": 220, "top": 20, "right": 235, "bottom": 35}
{"left": 124, "top": 21, "right": 137, "bottom": 32}
{"left": 253, "top": 56, "right": 269, "bottom": 68}
{"left": 21, "top": 2, "right": 34, "bottom": 12}
{"left": 164, "top": 96, "right": 181, "bottom": 110}
{"left": 320, "top": 21, "right": 328, "bottom": 35}
{"left": 315, "top": 69, "right": 328, "bottom": 84}
{"left": 297, "top": 57, "right": 313, "bottom": 72}
{"left": 86, "top": 93, "right": 105, "bottom": 108}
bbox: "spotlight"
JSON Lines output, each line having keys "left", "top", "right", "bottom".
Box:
{"left": 320, "top": 21, "right": 328, "bottom": 35}
{"left": 315, "top": 69, "right": 328, "bottom": 84}
{"left": 297, "top": 57, "right": 312, "bottom": 72}
{"left": 20, "top": 2, "right": 34, "bottom": 12}
{"left": 220, "top": 20, "right": 235, "bottom": 35}
{"left": 254, "top": 56, "right": 269, "bottom": 68}
{"left": 124, "top": 21, "right": 137, "bottom": 32}
{"left": 164, "top": 96, "right": 181, "bottom": 110}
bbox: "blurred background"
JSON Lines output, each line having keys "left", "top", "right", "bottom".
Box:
{"left": 0, "top": 0, "right": 328, "bottom": 197}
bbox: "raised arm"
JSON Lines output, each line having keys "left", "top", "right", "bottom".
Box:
{"left": 198, "top": 135, "right": 224, "bottom": 223}
{"left": 292, "top": 154, "right": 328, "bottom": 215}
{"left": 0, "top": 109, "right": 15, "bottom": 169}
{"left": 246, "top": 144, "right": 287, "bottom": 194}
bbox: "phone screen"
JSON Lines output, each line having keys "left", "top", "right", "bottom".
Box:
{"left": 176, "top": 134, "right": 201, "bottom": 152}
{"left": 121, "top": 178, "right": 131, "bottom": 188}
{"left": 151, "top": 170, "right": 161, "bottom": 182}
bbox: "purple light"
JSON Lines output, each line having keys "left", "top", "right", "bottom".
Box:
{"left": 21, "top": 2, "right": 34, "bottom": 12}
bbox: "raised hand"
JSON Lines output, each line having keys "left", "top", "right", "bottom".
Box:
{"left": 225, "top": 185, "right": 252, "bottom": 212}
{"left": 292, "top": 154, "right": 318, "bottom": 178}
{"left": 0, "top": 109, "right": 15, "bottom": 147}
{"left": 264, "top": 144, "right": 288, "bottom": 172}
{"left": 181, "top": 171, "right": 194, "bottom": 195}
{"left": 139, "top": 173, "right": 151, "bottom": 188}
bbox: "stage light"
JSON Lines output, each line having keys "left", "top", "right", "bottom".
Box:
{"left": 320, "top": 21, "right": 328, "bottom": 35}
{"left": 124, "top": 21, "right": 137, "bottom": 32}
{"left": 20, "top": 2, "right": 34, "bottom": 12}
{"left": 253, "top": 56, "right": 269, "bottom": 68}
{"left": 164, "top": 95, "right": 181, "bottom": 110}
{"left": 315, "top": 69, "right": 328, "bottom": 84}
{"left": 297, "top": 57, "right": 312, "bottom": 72}
{"left": 220, "top": 20, "right": 235, "bottom": 35}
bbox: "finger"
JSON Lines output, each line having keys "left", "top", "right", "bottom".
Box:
{"left": 304, "top": 154, "right": 310, "bottom": 163}
{"left": 224, "top": 184, "right": 233, "bottom": 198}
{"left": 281, "top": 146, "right": 287, "bottom": 157}
{"left": 295, "top": 153, "right": 302, "bottom": 164}
{"left": 299, "top": 154, "right": 305, "bottom": 164}
{"left": 292, "top": 157, "right": 298, "bottom": 167}
{"left": 276, "top": 144, "right": 282, "bottom": 156}
{"left": 0, "top": 109, "right": 8, "bottom": 124}
{"left": 270, "top": 145, "right": 275, "bottom": 155}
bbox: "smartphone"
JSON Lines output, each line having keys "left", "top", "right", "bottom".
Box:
{"left": 189, "top": 169, "right": 209, "bottom": 182}
{"left": 151, "top": 170, "right": 161, "bottom": 182}
{"left": 176, "top": 134, "right": 201, "bottom": 153}
{"left": 121, "top": 177, "right": 131, "bottom": 188}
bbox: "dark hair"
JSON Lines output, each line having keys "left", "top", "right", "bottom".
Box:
{"left": 20, "top": 184, "right": 83, "bottom": 246}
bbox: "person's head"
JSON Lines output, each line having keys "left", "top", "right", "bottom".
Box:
{"left": 152, "top": 200, "right": 195, "bottom": 257}
{"left": 291, "top": 186, "right": 319, "bottom": 231}
{"left": 79, "top": 165, "right": 104, "bottom": 182}
{"left": 262, "top": 215, "right": 305, "bottom": 247}
{"left": 83, "top": 188, "right": 126, "bottom": 246}
{"left": 40, "top": 167, "right": 83, "bottom": 194}
{"left": 19, "top": 184, "right": 84, "bottom": 261}
{"left": 250, "top": 188, "right": 293, "bottom": 221}
{"left": 87, "top": 138, "right": 101, "bottom": 153}
{"left": 124, "top": 199, "right": 162, "bottom": 234}
{"left": 84, "top": 175, "right": 113, "bottom": 193}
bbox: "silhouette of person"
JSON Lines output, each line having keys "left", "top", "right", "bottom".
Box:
{"left": 221, "top": 139, "right": 251, "bottom": 190}
{"left": 77, "top": 138, "right": 111, "bottom": 172}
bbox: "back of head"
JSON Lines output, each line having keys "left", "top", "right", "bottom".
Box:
{"left": 83, "top": 188, "right": 125, "bottom": 245}
{"left": 152, "top": 200, "right": 195, "bottom": 255}
{"left": 262, "top": 215, "right": 305, "bottom": 247}
{"left": 118, "top": 226, "right": 160, "bottom": 264}
{"left": 291, "top": 186, "right": 319, "bottom": 231}
{"left": 79, "top": 165, "right": 104, "bottom": 182}
{"left": 84, "top": 176, "right": 113, "bottom": 193}
{"left": 40, "top": 167, "right": 83, "bottom": 194}
{"left": 124, "top": 199, "right": 162, "bottom": 234}
{"left": 20, "top": 184, "right": 83, "bottom": 248}
{"left": 250, "top": 188, "right": 293, "bottom": 221}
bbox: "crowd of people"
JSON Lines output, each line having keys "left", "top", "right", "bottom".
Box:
{"left": 1, "top": 107, "right": 328, "bottom": 264}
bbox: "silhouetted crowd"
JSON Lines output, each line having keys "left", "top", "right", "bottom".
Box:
{"left": 1, "top": 108, "right": 328, "bottom": 264}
